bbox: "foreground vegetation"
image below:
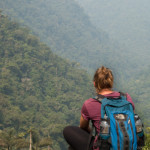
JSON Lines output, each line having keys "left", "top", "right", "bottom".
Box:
{"left": 0, "top": 128, "right": 52, "bottom": 150}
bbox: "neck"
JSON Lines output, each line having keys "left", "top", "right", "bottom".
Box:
{"left": 98, "top": 89, "right": 113, "bottom": 95}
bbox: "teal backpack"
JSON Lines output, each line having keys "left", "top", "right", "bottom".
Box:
{"left": 88, "top": 93, "right": 144, "bottom": 150}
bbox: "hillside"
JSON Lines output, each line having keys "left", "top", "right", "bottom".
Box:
{"left": 0, "top": 13, "right": 93, "bottom": 150}
{"left": 75, "top": 0, "right": 150, "bottom": 68}
{"left": 0, "top": 0, "right": 138, "bottom": 78}
{"left": 0, "top": 1, "right": 150, "bottom": 148}
{"left": 126, "top": 66, "right": 150, "bottom": 126}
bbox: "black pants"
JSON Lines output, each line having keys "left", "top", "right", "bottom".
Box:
{"left": 63, "top": 126, "right": 92, "bottom": 150}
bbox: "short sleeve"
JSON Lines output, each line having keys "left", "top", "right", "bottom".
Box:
{"left": 126, "top": 93, "right": 135, "bottom": 110}
{"left": 81, "top": 102, "right": 90, "bottom": 121}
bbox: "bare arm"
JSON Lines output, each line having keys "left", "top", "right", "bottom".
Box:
{"left": 79, "top": 115, "right": 91, "bottom": 133}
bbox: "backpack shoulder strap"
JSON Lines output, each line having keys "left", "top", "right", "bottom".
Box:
{"left": 93, "top": 94, "right": 106, "bottom": 103}
{"left": 119, "top": 91, "right": 127, "bottom": 97}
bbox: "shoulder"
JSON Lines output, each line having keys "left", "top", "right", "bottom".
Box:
{"left": 126, "top": 93, "right": 135, "bottom": 109}
{"left": 83, "top": 97, "right": 101, "bottom": 106}
{"left": 83, "top": 98, "right": 96, "bottom": 105}
{"left": 81, "top": 97, "right": 101, "bottom": 121}
{"left": 82, "top": 97, "right": 101, "bottom": 112}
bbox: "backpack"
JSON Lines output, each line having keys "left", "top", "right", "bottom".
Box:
{"left": 88, "top": 92, "right": 144, "bottom": 150}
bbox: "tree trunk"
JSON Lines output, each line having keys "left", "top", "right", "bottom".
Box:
{"left": 29, "top": 131, "right": 32, "bottom": 150}
{"left": 48, "top": 145, "right": 50, "bottom": 150}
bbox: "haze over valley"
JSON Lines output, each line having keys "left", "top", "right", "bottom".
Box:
{"left": 0, "top": 0, "right": 150, "bottom": 149}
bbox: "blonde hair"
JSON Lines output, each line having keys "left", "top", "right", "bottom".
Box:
{"left": 93, "top": 66, "right": 114, "bottom": 93}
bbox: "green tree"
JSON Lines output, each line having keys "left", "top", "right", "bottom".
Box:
{"left": 143, "top": 127, "right": 150, "bottom": 149}
{"left": 0, "top": 128, "right": 17, "bottom": 150}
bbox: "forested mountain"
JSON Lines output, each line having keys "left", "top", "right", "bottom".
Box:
{"left": 0, "top": 0, "right": 142, "bottom": 78}
{"left": 126, "top": 66, "right": 150, "bottom": 126}
{"left": 0, "top": 0, "right": 108, "bottom": 72}
{"left": 0, "top": 0, "right": 150, "bottom": 148}
{"left": 0, "top": 13, "right": 93, "bottom": 150}
{"left": 75, "top": 0, "right": 150, "bottom": 69}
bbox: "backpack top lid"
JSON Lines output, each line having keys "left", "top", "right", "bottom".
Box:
{"left": 97, "top": 94, "right": 134, "bottom": 119}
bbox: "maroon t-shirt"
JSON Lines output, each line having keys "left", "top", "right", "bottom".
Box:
{"left": 81, "top": 91, "right": 135, "bottom": 133}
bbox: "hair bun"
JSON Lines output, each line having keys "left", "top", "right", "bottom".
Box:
{"left": 93, "top": 66, "right": 113, "bottom": 92}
